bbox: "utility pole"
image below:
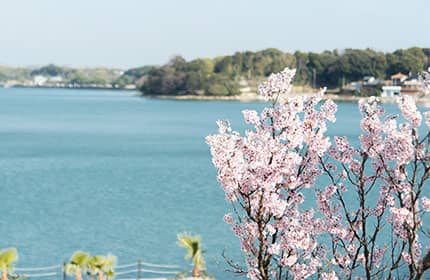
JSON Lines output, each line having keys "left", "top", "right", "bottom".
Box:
{"left": 312, "top": 68, "right": 316, "bottom": 90}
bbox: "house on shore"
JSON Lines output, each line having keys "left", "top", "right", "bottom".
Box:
{"left": 401, "top": 74, "right": 426, "bottom": 95}
{"left": 381, "top": 72, "right": 427, "bottom": 97}
{"left": 33, "top": 75, "right": 48, "bottom": 86}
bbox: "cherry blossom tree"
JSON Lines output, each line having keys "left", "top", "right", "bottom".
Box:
{"left": 318, "top": 71, "right": 430, "bottom": 280}
{"left": 319, "top": 95, "right": 430, "bottom": 280}
{"left": 207, "top": 68, "right": 430, "bottom": 280}
{"left": 206, "top": 68, "right": 336, "bottom": 279}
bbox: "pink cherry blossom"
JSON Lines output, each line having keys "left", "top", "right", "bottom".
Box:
{"left": 242, "top": 109, "right": 260, "bottom": 125}
{"left": 223, "top": 213, "right": 235, "bottom": 224}
{"left": 424, "top": 112, "right": 430, "bottom": 128}
{"left": 397, "top": 95, "right": 422, "bottom": 128}
{"left": 402, "top": 252, "right": 412, "bottom": 264}
{"left": 321, "top": 271, "right": 338, "bottom": 280}
{"left": 257, "top": 68, "right": 296, "bottom": 98}
{"left": 422, "top": 197, "right": 430, "bottom": 212}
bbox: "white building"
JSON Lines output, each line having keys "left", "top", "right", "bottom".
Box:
{"left": 48, "top": 76, "right": 63, "bottom": 83}
{"left": 381, "top": 86, "right": 401, "bottom": 97}
{"left": 33, "top": 75, "right": 48, "bottom": 86}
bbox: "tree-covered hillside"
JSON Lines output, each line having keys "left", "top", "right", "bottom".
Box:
{"left": 0, "top": 64, "right": 125, "bottom": 87}
{"left": 140, "top": 47, "right": 430, "bottom": 96}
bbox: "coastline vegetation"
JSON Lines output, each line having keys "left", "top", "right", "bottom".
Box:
{"left": 0, "top": 65, "right": 132, "bottom": 89}
{"left": 140, "top": 47, "right": 430, "bottom": 96}
{"left": 1, "top": 47, "right": 429, "bottom": 96}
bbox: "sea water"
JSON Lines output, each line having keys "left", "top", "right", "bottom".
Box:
{"left": 0, "top": 87, "right": 419, "bottom": 279}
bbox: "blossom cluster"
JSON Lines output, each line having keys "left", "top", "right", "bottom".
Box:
{"left": 257, "top": 68, "right": 296, "bottom": 99}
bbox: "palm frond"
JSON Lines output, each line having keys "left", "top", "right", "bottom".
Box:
{"left": 88, "top": 255, "right": 104, "bottom": 273}
{"left": 105, "top": 269, "right": 115, "bottom": 279}
{"left": 177, "top": 233, "right": 197, "bottom": 260}
{"left": 177, "top": 233, "right": 193, "bottom": 248}
{"left": 70, "top": 251, "right": 90, "bottom": 267}
{"left": 0, "top": 248, "right": 18, "bottom": 269}
{"left": 177, "top": 233, "right": 205, "bottom": 269}
{"left": 64, "top": 264, "right": 77, "bottom": 275}
{"left": 88, "top": 254, "right": 117, "bottom": 277}
{"left": 104, "top": 254, "right": 117, "bottom": 268}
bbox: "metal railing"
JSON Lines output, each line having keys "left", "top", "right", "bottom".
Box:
{"left": 12, "top": 259, "right": 180, "bottom": 280}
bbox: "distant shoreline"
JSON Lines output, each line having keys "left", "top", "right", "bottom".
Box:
{"left": 141, "top": 93, "right": 364, "bottom": 102}
{"left": 2, "top": 85, "right": 137, "bottom": 91}
{"left": 140, "top": 93, "right": 430, "bottom": 106}
{"left": 3, "top": 86, "right": 430, "bottom": 106}
{"left": 141, "top": 93, "right": 265, "bottom": 102}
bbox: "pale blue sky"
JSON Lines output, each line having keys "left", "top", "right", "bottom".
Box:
{"left": 0, "top": 0, "right": 429, "bottom": 69}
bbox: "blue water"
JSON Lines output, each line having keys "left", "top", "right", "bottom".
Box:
{"left": 0, "top": 88, "right": 425, "bottom": 279}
